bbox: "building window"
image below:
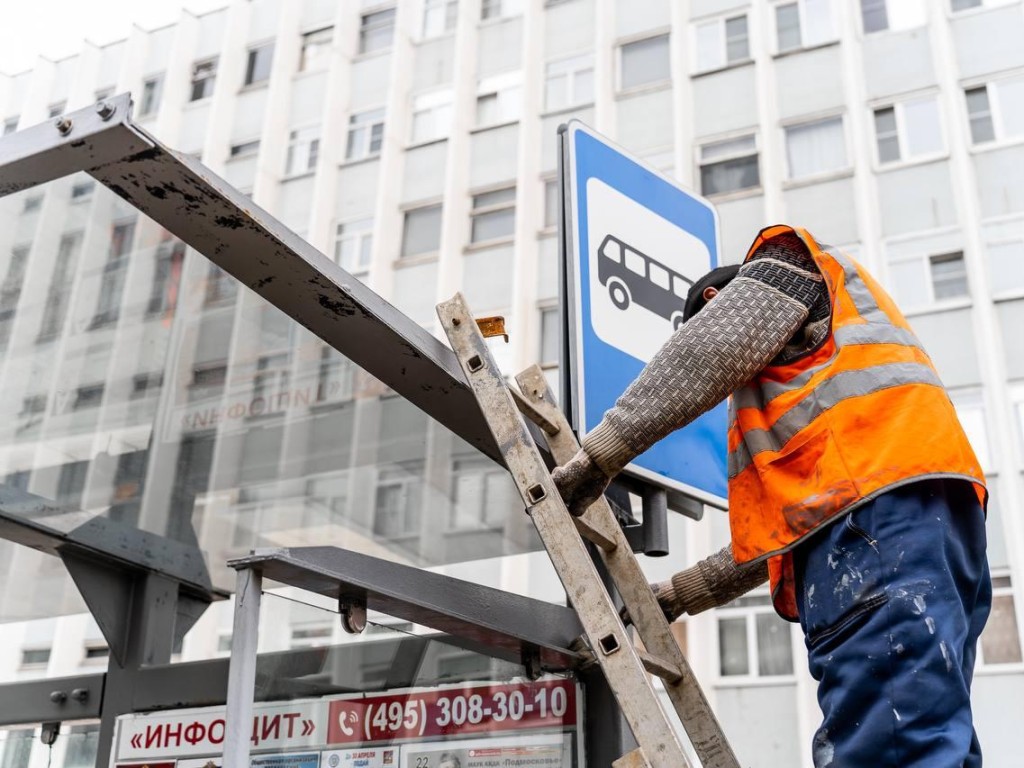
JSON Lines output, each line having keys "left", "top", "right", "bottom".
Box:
{"left": 476, "top": 76, "right": 522, "bottom": 127}
{"left": 873, "top": 96, "right": 944, "bottom": 165}
{"left": 540, "top": 305, "right": 559, "bottom": 364}
{"left": 400, "top": 204, "right": 443, "bottom": 259}
{"left": 717, "top": 593, "right": 795, "bottom": 678}
{"left": 965, "top": 78, "right": 1024, "bottom": 145}
{"left": 450, "top": 458, "right": 516, "bottom": 529}
{"left": 423, "top": 0, "right": 458, "bottom": 37}
{"left": 543, "top": 178, "right": 559, "bottom": 229}
{"left": 0, "top": 729, "right": 35, "bottom": 768}
{"left": 139, "top": 74, "right": 164, "bottom": 116}
{"left": 230, "top": 139, "right": 261, "bottom": 158}
{"left": 481, "top": 0, "right": 522, "bottom": 21}
{"left": 190, "top": 58, "right": 218, "bottom": 101}
{"left": 2, "top": 117, "right": 17, "bottom": 135}
{"left": 56, "top": 460, "right": 90, "bottom": 508}
{"left": 0, "top": 245, "right": 30, "bottom": 348}
{"left": 83, "top": 643, "right": 109, "bottom": 662}
{"left": 300, "top": 27, "right": 333, "bottom": 72}
{"left": 694, "top": 14, "right": 749, "bottom": 73}
{"left": 888, "top": 249, "right": 970, "bottom": 311}
{"left": 48, "top": 102, "right": 66, "bottom": 118}
{"left": 373, "top": 464, "right": 423, "bottom": 538}
{"left": 699, "top": 134, "right": 760, "bottom": 196}
{"left": 316, "top": 347, "right": 355, "bottom": 403}
{"left": 360, "top": 7, "right": 396, "bottom": 54}
{"left": 335, "top": 218, "right": 374, "bottom": 276}
{"left": 70, "top": 180, "right": 95, "bottom": 201}
{"left": 470, "top": 187, "right": 516, "bottom": 244}
{"left": 619, "top": 34, "right": 670, "bottom": 91}
{"left": 286, "top": 126, "right": 320, "bottom": 175}
{"left": 860, "top": 0, "right": 926, "bottom": 33}
{"left": 91, "top": 218, "right": 136, "bottom": 329}
{"left": 131, "top": 372, "right": 164, "bottom": 399}
{"left": 37, "top": 231, "right": 83, "bottom": 343}
{"left": 411, "top": 92, "right": 453, "bottom": 144}
{"left": 146, "top": 236, "right": 185, "bottom": 317}
{"left": 544, "top": 54, "right": 594, "bottom": 112}
{"left": 290, "top": 623, "right": 333, "bottom": 649}
{"left": 73, "top": 384, "right": 105, "bottom": 411}
{"left": 979, "top": 574, "right": 1023, "bottom": 666}
{"left": 950, "top": 0, "right": 982, "bottom": 10}
{"left": 950, "top": 390, "right": 990, "bottom": 470}
{"left": 205, "top": 264, "right": 238, "bottom": 306}
{"left": 19, "top": 647, "right": 50, "bottom": 668}
{"left": 784, "top": 115, "right": 847, "bottom": 180}
{"left": 346, "top": 108, "right": 385, "bottom": 161}
{"left": 244, "top": 43, "right": 274, "bottom": 86}
{"left": 22, "top": 195, "right": 42, "bottom": 213}
{"left": 985, "top": 239, "right": 1024, "bottom": 296}
{"left": 774, "top": 0, "right": 835, "bottom": 53}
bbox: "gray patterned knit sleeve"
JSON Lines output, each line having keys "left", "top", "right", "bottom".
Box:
{"left": 581, "top": 275, "right": 809, "bottom": 476}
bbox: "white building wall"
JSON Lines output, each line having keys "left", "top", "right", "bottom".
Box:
{"left": 2, "top": 1, "right": 1024, "bottom": 767}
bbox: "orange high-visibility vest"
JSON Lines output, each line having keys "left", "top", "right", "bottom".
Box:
{"left": 727, "top": 225, "right": 987, "bottom": 620}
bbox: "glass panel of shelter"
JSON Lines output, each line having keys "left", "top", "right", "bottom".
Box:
{"left": 0, "top": 173, "right": 544, "bottom": 628}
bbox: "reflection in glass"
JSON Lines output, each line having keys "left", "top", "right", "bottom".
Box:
{"left": 0, "top": 177, "right": 538, "bottom": 622}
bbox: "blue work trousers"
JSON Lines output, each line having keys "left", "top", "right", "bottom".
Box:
{"left": 792, "top": 478, "right": 991, "bottom": 768}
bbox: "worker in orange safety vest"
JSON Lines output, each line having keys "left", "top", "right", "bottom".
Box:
{"left": 553, "top": 225, "right": 990, "bottom": 768}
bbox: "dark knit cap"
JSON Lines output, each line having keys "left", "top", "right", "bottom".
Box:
{"left": 683, "top": 264, "right": 741, "bottom": 322}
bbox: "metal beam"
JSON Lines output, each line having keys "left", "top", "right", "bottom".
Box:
{"left": 0, "top": 95, "right": 152, "bottom": 195}
{"left": 230, "top": 547, "right": 584, "bottom": 672}
{"left": 0, "top": 484, "right": 218, "bottom": 600}
{"left": 0, "top": 674, "right": 103, "bottom": 726}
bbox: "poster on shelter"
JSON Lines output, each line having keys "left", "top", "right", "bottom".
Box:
{"left": 320, "top": 747, "right": 398, "bottom": 767}
{"left": 400, "top": 733, "right": 572, "bottom": 768}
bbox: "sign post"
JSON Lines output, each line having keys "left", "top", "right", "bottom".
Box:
{"left": 560, "top": 121, "right": 727, "bottom": 509}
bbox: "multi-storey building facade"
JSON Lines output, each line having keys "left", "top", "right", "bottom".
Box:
{"left": 1, "top": 0, "right": 1023, "bottom": 765}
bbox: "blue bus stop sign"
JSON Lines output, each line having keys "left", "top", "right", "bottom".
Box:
{"left": 562, "top": 121, "right": 727, "bottom": 508}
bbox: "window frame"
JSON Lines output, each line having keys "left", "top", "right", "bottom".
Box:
{"left": 410, "top": 90, "right": 454, "bottom": 145}
{"left": 871, "top": 93, "right": 947, "bottom": 169}
{"left": 359, "top": 7, "right": 397, "bottom": 55}
{"left": 618, "top": 32, "right": 672, "bottom": 92}
{"left": 714, "top": 590, "right": 798, "bottom": 682}
{"left": 692, "top": 13, "right": 751, "bottom": 75}
{"left": 243, "top": 42, "right": 275, "bottom": 88}
{"left": 400, "top": 202, "right": 444, "bottom": 260}
{"left": 139, "top": 74, "right": 164, "bottom": 117}
{"left": 421, "top": 0, "right": 458, "bottom": 39}
{"left": 2, "top": 116, "right": 17, "bottom": 135}
{"left": 859, "top": 0, "right": 927, "bottom": 35}
{"left": 543, "top": 53, "right": 595, "bottom": 113}
{"left": 886, "top": 245, "right": 972, "bottom": 314}
{"left": 782, "top": 112, "right": 851, "bottom": 183}
{"left": 285, "top": 125, "right": 321, "bottom": 177}
{"left": 480, "top": 0, "right": 524, "bottom": 22}
{"left": 697, "top": 132, "right": 762, "bottom": 198}
{"left": 771, "top": 0, "right": 838, "bottom": 55}
{"left": 299, "top": 26, "right": 334, "bottom": 72}
{"left": 189, "top": 58, "right": 218, "bottom": 102}
{"left": 345, "top": 108, "right": 387, "bottom": 162}
{"left": 976, "top": 571, "right": 1024, "bottom": 670}
{"left": 984, "top": 236, "right": 1024, "bottom": 300}
{"left": 475, "top": 73, "right": 523, "bottom": 129}
{"left": 334, "top": 217, "right": 375, "bottom": 276}
{"left": 469, "top": 185, "right": 517, "bottom": 246}
{"left": 964, "top": 76, "right": 1024, "bottom": 148}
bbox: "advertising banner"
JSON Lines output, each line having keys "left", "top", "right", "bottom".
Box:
{"left": 112, "top": 678, "right": 581, "bottom": 768}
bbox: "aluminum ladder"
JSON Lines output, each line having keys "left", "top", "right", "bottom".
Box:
{"left": 437, "top": 293, "right": 740, "bottom": 768}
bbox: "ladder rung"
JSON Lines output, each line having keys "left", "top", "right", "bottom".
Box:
{"left": 613, "top": 748, "right": 649, "bottom": 768}
{"left": 637, "top": 649, "right": 683, "bottom": 683}
{"left": 511, "top": 387, "right": 560, "bottom": 436}
{"left": 574, "top": 515, "right": 617, "bottom": 552}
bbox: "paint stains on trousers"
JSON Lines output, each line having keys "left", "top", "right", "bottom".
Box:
{"left": 793, "top": 478, "right": 991, "bottom": 768}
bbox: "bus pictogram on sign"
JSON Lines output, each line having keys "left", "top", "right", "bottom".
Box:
{"left": 597, "top": 234, "right": 694, "bottom": 330}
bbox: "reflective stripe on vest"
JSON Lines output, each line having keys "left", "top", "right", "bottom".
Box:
{"left": 729, "top": 361, "right": 944, "bottom": 477}
{"left": 728, "top": 245, "right": 932, "bottom": 476}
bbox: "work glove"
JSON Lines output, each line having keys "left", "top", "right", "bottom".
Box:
{"left": 551, "top": 447, "right": 611, "bottom": 516}
{"left": 621, "top": 566, "right": 716, "bottom": 626}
